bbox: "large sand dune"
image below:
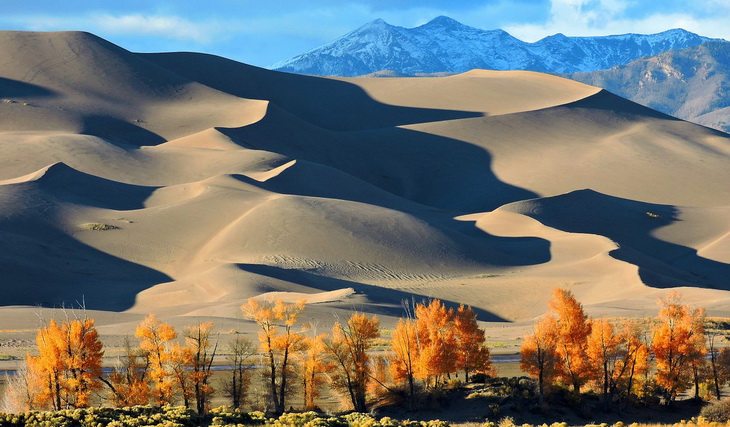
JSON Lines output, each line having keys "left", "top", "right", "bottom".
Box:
{"left": 1, "top": 31, "right": 730, "bottom": 339}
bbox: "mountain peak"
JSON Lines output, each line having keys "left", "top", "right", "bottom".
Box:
{"left": 360, "top": 18, "right": 391, "bottom": 30}
{"left": 272, "top": 19, "right": 721, "bottom": 77}
{"left": 423, "top": 15, "right": 463, "bottom": 28}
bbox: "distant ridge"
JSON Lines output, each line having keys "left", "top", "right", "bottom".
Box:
{"left": 566, "top": 41, "right": 730, "bottom": 133}
{"left": 271, "top": 16, "right": 717, "bottom": 76}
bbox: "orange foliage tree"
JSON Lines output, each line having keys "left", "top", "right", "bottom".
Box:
{"left": 549, "top": 288, "right": 592, "bottom": 393}
{"left": 242, "top": 298, "right": 306, "bottom": 415}
{"left": 300, "top": 334, "right": 333, "bottom": 411}
{"left": 651, "top": 292, "right": 706, "bottom": 404}
{"left": 26, "top": 317, "right": 104, "bottom": 409}
{"left": 326, "top": 313, "right": 380, "bottom": 413}
{"left": 586, "top": 318, "right": 622, "bottom": 403}
{"left": 614, "top": 319, "right": 650, "bottom": 401}
{"left": 168, "top": 342, "right": 193, "bottom": 408}
{"left": 415, "top": 299, "right": 457, "bottom": 387}
{"left": 390, "top": 317, "right": 419, "bottom": 400}
{"left": 184, "top": 322, "right": 218, "bottom": 414}
{"left": 27, "top": 319, "right": 64, "bottom": 410}
{"left": 521, "top": 314, "right": 561, "bottom": 398}
{"left": 135, "top": 313, "right": 177, "bottom": 405}
{"left": 105, "top": 337, "right": 151, "bottom": 407}
{"left": 453, "top": 304, "right": 493, "bottom": 382}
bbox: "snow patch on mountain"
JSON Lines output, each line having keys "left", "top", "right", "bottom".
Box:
{"left": 271, "top": 16, "right": 719, "bottom": 77}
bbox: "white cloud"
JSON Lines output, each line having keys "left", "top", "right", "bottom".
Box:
{"left": 0, "top": 13, "right": 225, "bottom": 45}
{"left": 504, "top": 0, "right": 730, "bottom": 41}
{"left": 94, "top": 14, "right": 220, "bottom": 44}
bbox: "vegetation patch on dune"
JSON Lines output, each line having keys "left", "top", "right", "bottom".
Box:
{"left": 80, "top": 223, "right": 120, "bottom": 231}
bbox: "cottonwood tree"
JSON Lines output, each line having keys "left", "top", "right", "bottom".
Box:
{"left": 521, "top": 314, "right": 561, "bottom": 399}
{"left": 326, "top": 312, "right": 380, "bottom": 413}
{"left": 242, "top": 298, "right": 306, "bottom": 415}
{"left": 105, "top": 337, "right": 151, "bottom": 407}
{"left": 223, "top": 336, "right": 256, "bottom": 410}
{"left": 614, "top": 319, "right": 650, "bottom": 401}
{"left": 300, "top": 334, "right": 332, "bottom": 411}
{"left": 453, "top": 304, "right": 493, "bottom": 382}
{"left": 168, "top": 342, "right": 193, "bottom": 408}
{"left": 390, "top": 317, "right": 419, "bottom": 403}
{"left": 1, "top": 361, "right": 36, "bottom": 412}
{"left": 415, "top": 299, "right": 457, "bottom": 386}
{"left": 183, "top": 322, "right": 218, "bottom": 414}
{"left": 550, "top": 288, "right": 592, "bottom": 393}
{"left": 135, "top": 313, "right": 177, "bottom": 405}
{"left": 586, "top": 318, "right": 621, "bottom": 405}
{"left": 26, "top": 317, "right": 104, "bottom": 409}
{"left": 651, "top": 292, "right": 706, "bottom": 404}
{"left": 704, "top": 319, "right": 730, "bottom": 401}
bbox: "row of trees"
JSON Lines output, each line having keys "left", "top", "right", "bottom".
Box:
{"left": 8, "top": 314, "right": 220, "bottom": 414}
{"left": 10, "top": 289, "right": 727, "bottom": 414}
{"left": 5, "top": 298, "right": 493, "bottom": 415}
{"left": 241, "top": 298, "right": 493, "bottom": 413}
{"left": 520, "top": 289, "right": 730, "bottom": 406}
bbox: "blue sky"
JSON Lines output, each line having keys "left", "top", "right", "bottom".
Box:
{"left": 1, "top": 0, "right": 729, "bottom": 67}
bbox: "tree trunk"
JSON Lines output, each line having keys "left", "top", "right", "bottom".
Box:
{"left": 693, "top": 365, "right": 700, "bottom": 402}
{"left": 711, "top": 350, "right": 721, "bottom": 401}
{"left": 232, "top": 369, "right": 240, "bottom": 409}
{"left": 278, "top": 347, "right": 289, "bottom": 414}
{"left": 269, "top": 355, "right": 280, "bottom": 414}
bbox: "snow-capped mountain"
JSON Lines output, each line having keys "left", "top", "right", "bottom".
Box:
{"left": 271, "top": 16, "right": 718, "bottom": 76}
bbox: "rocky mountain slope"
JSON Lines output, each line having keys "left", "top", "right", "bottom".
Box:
{"left": 272, "top": 16, "right": 715, "bottom": 76}
{"left": 567, "top": 41, "right": 730, "bottom": 132}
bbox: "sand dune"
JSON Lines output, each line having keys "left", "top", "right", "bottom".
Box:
{"left": 1, "top": 31, "right": 729, "bottom": 339}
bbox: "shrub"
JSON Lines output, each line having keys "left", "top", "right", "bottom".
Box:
{"left": 700, "top": 398, "right": 730, "bottom": 422}
{"left": 81, "top": 222, "right": 120, "bottom": 231}
{"left": 471, "top": 373, "right": 488, "bottom": 383}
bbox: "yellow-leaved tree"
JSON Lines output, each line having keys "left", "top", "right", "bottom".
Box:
{"left": 651, "top": 292, "right": 706, "bottom": 404}
{"left": 326, "top": 313, "right": 380, "bottom": 413}
{"left": 453, "top": 304, "right": 493, "bottom": 382}
{"left": 300, "top": 334, "right": 333, "bottom": 411}
{"left": 135, "top": 313, "right": 177, "bottom": 405}
{"left": 242, "top": 298, "right": 306, "bottom": 415}
{"left": 106, "top": 337, "right": 151, "bottom": 407}
{"left": 26, "top": 317, "right": 104, "bottom": 409}
{"left": 184, "top": 322, "right": 218, "bottom": 414}
{"left": 415, "top": 299, "right": 457, "bottom": 387}
{"left": 520, "top": 314, "right": 560, "bottom": 399}
{"left": 549, "top": 288, "right": 593, "bottom": 393}
{"left": 390, "top": 317, "right": 419, "bottom": 403}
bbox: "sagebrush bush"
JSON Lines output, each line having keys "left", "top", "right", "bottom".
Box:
{"left": 0, "top": 406, "right": 449, "bottom": 427}
{"left": 700, "top": 398, "right": 730, "bottom": 422}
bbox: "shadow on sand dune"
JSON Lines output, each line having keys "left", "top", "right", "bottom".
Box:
{"left": 143, "top": 51, "right": 541, "bottom": 213}
{"left": 141, "top": 52, "right": 484, "bottom": 131}
{"left": 143, "top": 51, "right": 557, "bottom": 298}
{"left": 0, "top": 76, "right": 57, "bottom": 99}
{"left": 0, "top": 223, "right": 171, "bottom": 311}
{"left": 81, "top": 115, "right": 166, "bottom": 146}
{"left": 511, "top": 189, "right": 730, "bottom": 290}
